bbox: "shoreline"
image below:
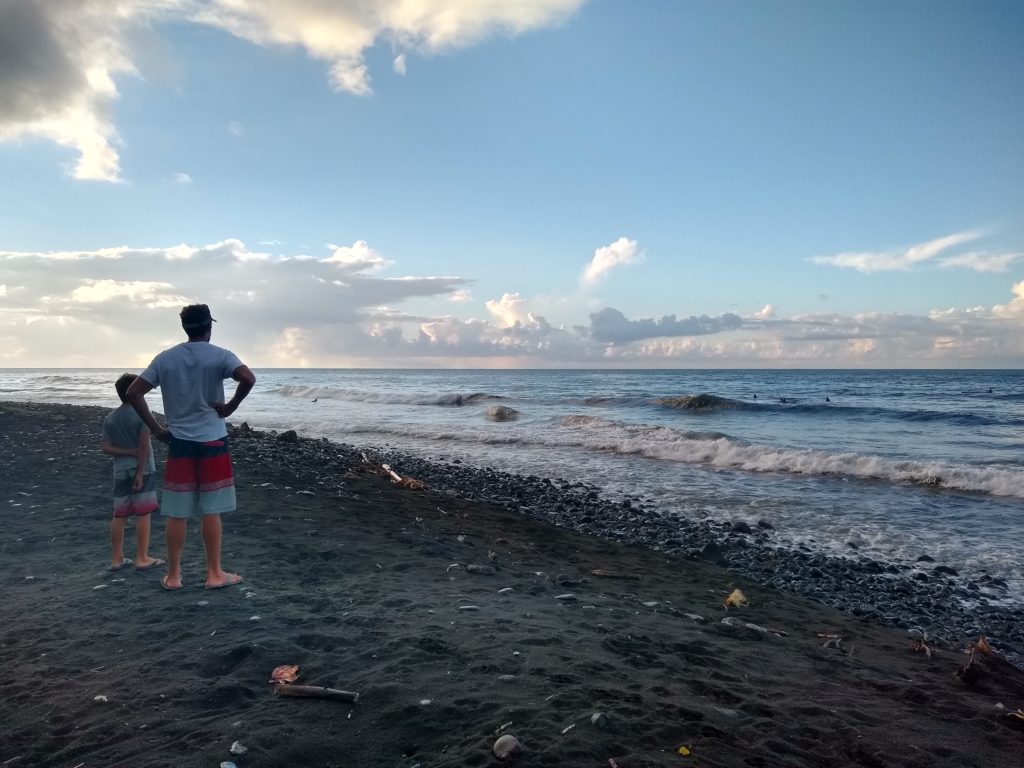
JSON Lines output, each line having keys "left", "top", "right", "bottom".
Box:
{"left": 2, "top": 400, "right": 1022, "bottom": 767}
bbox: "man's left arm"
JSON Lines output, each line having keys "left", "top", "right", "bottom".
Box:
{"left": 213, "top": 365, "right": 256, "bottom": 418}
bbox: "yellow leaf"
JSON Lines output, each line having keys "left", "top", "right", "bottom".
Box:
{"left": 723, "top": 588, "right": 748, "bottom": 609}
{"left": 677, "top": 745, "right": 691, "bottom": 756}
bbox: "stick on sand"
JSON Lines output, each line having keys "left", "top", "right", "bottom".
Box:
{"left": 274, "top": 685, "right": 360, "bottom": 703}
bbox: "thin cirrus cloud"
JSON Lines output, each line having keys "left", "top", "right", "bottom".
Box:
{"left": 0, "top": 0, "right": 585, "bottom": 181}
{"left": 580, "top": 237, "right": 644, "bottom": 285}
{"left": 811, "top": 231, "right": 987, "bottom": 273}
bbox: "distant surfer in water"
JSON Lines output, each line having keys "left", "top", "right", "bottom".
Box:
{"left": 825, "top": 397, "right": 830, "bottom": 403}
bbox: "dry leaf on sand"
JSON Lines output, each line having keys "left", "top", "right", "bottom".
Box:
{"left": 269, "top": 665, "right": 299, "bottom": 684}
{"left": 723, "top": 588, "right": 748, "bottom": 610}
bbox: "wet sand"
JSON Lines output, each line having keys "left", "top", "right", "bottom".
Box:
{"left": 1, "top": 401, "right": 1021, "bottom": 767}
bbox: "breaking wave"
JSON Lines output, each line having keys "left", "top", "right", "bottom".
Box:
{"left": 338, "top": 416, "right": 1024, "bottom": 498}
{"left": 272, "top": 385, "right": 504, "bottom": 406}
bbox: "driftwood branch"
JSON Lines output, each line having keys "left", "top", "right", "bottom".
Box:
{"left": 590, "top": 569, "right": 642, "bottom": 581}
{"left": 274, "top": 685, "right": 359, "bottom": 703}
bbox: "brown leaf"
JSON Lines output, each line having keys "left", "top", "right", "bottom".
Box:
{"left": 269, "top": 664, "right": 299, "bottom": 684}
{"left": 723, "top": 588, "right": 748, "bottom": 610}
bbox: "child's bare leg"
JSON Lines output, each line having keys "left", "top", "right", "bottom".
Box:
{"left": 110, "top": 516, "right": 127, "bottom": 567}
{"left": 164, "top": 517, "right": 187, "bottom": 588}
{"left": 133, "top": 514, "right": 160, "bottom": 568}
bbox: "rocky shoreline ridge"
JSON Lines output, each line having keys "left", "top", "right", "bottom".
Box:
{"left": 233, "top": 421, "right": 1024, "bottom": 665}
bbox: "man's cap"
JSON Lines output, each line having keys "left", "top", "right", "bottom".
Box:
{"left": 180, "top": 304, "right": 217, "bottom": 329}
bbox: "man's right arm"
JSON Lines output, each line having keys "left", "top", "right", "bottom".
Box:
{"left": 125, "top": 377, "right": 171, "bottom": 443}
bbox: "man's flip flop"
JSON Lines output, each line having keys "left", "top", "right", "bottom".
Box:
{"left": 135, "top": 559, "right": 166, "bottom": 572}
{"left": 109, "top": 558, "right": 132, "bottom": 572}
{"left": 205, "top": 574, "right": 243, "bottom": 590}
{"left": 160, "top": 576, "right": 183, "bottom": 591}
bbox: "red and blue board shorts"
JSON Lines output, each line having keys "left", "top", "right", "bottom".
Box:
{"left": 112, "top": 470, "right": 158, "bottom": 518}
{"left": 162, "top": 435, "right": 236, "bottom": 518}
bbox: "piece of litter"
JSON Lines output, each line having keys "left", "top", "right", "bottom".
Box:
{"left": 93, "top": 695, "right": 108, "bottom": 702}
{"left": 249, "top": 616, "right": 261, "bottom": 621}
{"left": 229, "top": 741, "right": 247, "bottom": 755}
{"left": 495, "top": 720, "right": 513, "bottom": 735}
{"left": 458, "top": 605, "right": 479, "bottom": 611}
{"left": 419, "top": 699, "right": 432, "bottom": 706}
{"left": 93, "top": 584, "right": 108, "bottom": 590}
{"left": 678, "top": 745, "right": 691, "bottom": 756}
{"left": 561, "top": 723, "right": 576, "bottom": 735}
{"left": 498, "top": 587, "right": 514, "bottom": 594}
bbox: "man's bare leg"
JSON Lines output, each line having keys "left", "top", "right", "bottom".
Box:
{"left": 110, "top": 517, "right": 127, "bottom": 568}
{"left": 164, "top": 517, "right": 187, "bottom": 588}
{"left": 201, "top": 513, "right": 241, "bottom": 588}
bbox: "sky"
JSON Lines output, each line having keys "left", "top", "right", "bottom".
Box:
{"left": 1, "top": 0, "right": 1023, "bottom": 369}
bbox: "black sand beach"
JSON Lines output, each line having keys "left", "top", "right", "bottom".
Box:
{"left": 1, "top": 402, "right": 1022, "bottom": 767}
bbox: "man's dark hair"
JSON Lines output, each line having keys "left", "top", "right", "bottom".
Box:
{"left": 115, "top": 373, "right": 137, "bottom": 403}
{"left": 180, "top": 304, "right": 215, "bottom": 338}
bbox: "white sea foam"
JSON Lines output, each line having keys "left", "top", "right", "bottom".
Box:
{"left": 339, "top": 415, "right": 1024, "bottom": 498}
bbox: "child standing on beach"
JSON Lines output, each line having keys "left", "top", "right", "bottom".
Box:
{"left": 101, "top": 373, "right": 163, "bottom": 572}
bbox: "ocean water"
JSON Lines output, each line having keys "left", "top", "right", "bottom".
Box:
{"left": 4, "top": 368, "right": 1022, "bottom": 599}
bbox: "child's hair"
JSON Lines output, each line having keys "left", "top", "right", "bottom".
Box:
{"left": 114, "top": 373, "right": 137, "bottom": 403}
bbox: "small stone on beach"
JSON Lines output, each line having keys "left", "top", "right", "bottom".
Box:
{"left": 229, "top": 741, "right": 248, "bottom": 755}
{"left": 555, "top": 593, "right": 577, "bottom": 601}
{"left": 493, "top": 734, "right": 522, "bottom": 760}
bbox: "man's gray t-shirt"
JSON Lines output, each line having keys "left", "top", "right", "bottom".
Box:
{"left": 140, "top": 341, "right": 243, "bottom": 442}
{"left": 102, "top": 404, "right": 157, "bottom": 473}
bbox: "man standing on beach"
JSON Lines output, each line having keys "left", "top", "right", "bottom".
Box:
{"left": 126, "top": 304, "right": 256, "bottom": 591}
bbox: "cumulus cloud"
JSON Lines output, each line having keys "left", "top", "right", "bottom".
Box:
{"left": 581, "top": 237, "right": 643, "bottom": 285}
{"left": 812, "top": 231, "right": 981, "bottom": 273}
{"left": 748, "top": 304, "right": 776, "bottom": 320}
{"left": 485, "top": 292, "right": 532, "bottom": 327}
{"left": 0, "top": 237, "right": 471, "bottom": 365}
{"left": 0, "top": 0, "right": 583, "bottom": 179}
{"left": 0, "top": 0, "right": 149, "bottom": 181}
{"left": 588, "top": 308, "right": 744, "bottom": 343}
{"left": 324, "top": 240, "right": 391, "bottom": 271}
{"left": 172, "top": 172, "right": 192, "bottom": 185}
{"left": 3, "top": 237, "right": 1024, "bottom": 366}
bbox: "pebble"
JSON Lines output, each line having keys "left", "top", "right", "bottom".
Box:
{"left": 466, "top": 564, "right": 496, "bottom": 575}
{"left": 458, "top": 605, "right": 479, "bottom": 611}
{"left": 93, "top": 695, "right": 108, "bottom": 702}
{"left": 419, "top": 699, "right": 432, "bottom": 705}
{"left": 229, "top": 741, "right": 248, "bottom": 755}
{"left": 498, "top": 587, "right": 514, "bottom": 594}
{"left": 554, "top": 593, "right": 577, "bottom": 601}
{"left": 197, "top": 600, "right": 209, "bottom": 606}
{"left": 497, "top": 674, "right": 516, "bottom": 681}
{"left": 493, "top": 734, "right": 522, "bottom": 760}
{"left": 590, "top": 712, "right": 608, "bottom": 729}
{"left": 220, "top": 763, "right": 238, "bottom": 768}
{"left": 224, "top": 420, "right": 1024, "bottom": 662}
